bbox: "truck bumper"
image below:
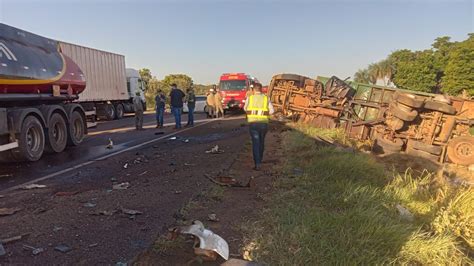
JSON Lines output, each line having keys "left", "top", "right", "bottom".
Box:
{"left": 0, "top": 142, "right": 19, "bottom": 152}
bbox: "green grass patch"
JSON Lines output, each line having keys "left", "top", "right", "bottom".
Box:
{"left": 243, "top": 127, "right": 473, "bottom": 265}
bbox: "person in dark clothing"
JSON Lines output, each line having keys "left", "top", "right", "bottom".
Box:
{"left": 169, "top": 83, "right": 185, "bottom": 129}
{"left": 155, "top": 89, "right": 166, "bottom": 128}
{"left": 185, "top": 87, "right": 196, "bottom": 127}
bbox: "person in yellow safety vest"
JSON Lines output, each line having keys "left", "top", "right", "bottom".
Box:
{"left": 243, "top": 83, "right": 274, "bottom": 171}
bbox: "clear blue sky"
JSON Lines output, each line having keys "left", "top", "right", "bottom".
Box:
{"left": 1, "top": 0, "right": 472, "bottom": 84}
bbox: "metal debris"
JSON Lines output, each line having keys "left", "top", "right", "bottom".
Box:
{"left": 169, "top": 220, "right": 229, "bottom": 261}
{"left": 1, "top": 234, "right": 28, "bottom": 244}
{"left": 113, "top": 182, "right": 130, "bottom": 190}
{"left": 0, "top": 243, "right": 5, "bottom": 257}
{"left": 23, "top": 184, "right": 47, "bottom": 190}
{"left": 121, "top": 208, "right": 142, "bottom": 215}
{"left": 83, "top": 202, "right": 97, "bottom": 208}
{"left": 123, "top": 163, "right": 129, "bottom": 169}
{"left": 54, "top": 244, "right": 72, "bottom": 253}
{"left": 23, "top": 244, "right": 44, "bottom": 255}
{"left": 0, "top": 207, "right": 22, "bottom": 216}
{"left": 169, "top": 136, "right": 177, "bottom": 140}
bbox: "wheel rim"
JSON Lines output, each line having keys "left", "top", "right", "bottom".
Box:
{"left": 26, "top": 125, "right": 41, "bottom": 154}
{"left": 53, "top": 121, "right": 65, "bottom": 144}
{"left": 73, "top": 117, "right": 83, "bottom": 141}
{"left": 455, "top": 141, "right": 473, "bottom": 159}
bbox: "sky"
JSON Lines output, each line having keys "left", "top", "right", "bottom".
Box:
{"left": 0, "top": 0, "right": 472, "bottom": 84}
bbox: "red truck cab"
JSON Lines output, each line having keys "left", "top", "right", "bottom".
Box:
{"left": 218, "top": 73, "right": 260, "bottom": 111}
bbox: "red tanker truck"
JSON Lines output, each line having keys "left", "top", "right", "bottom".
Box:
{"left": 0, "top": 23, "right": 89, "bottom": 161}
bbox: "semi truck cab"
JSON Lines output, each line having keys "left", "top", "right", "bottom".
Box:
{"left": 126, "top": 68, "right": 146, "bottom": 111}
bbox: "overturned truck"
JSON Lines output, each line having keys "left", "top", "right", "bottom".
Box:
{"left": 268, "top": 74, "right": 474, "bottom": 166}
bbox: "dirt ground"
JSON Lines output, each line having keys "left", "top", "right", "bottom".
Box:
{"left": 0, "top": 118, "right": 278, "bottom": 265}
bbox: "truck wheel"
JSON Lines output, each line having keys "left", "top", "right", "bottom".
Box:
{"left": 389, "top": 103, "right": 418, "bottom": 122}
{"left": 447, "top": 136, "right": 474, "bottom": 165}
{"left": 406, "top": 145, "right": 440, "bottom": 162}
{"left": 104, "top": 104, "right": 116, "bottom": 120}
{"left": 394, "top": 92, "right": 424, "bottom": 108}
{"left": 406, "top": 139, "right": 442, "bottom": 155}
{"left": 115, "top": 104, "right": 124, "bottom": 119}
{"left": 424, "top": 101, "right": 456, "bottom": 115}
{"left": 373, "top": 136, "right": 403, "bottom": 154}
{"left": 11, "top": 116, "right": 45, "bottom": 162}
{"left": 67, "top": 111, "right": 85, "bottom": 146}
{"left": 45, "top": 113, "right": 68, "bottom": 153}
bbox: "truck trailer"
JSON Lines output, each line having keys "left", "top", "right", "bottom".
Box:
{"left": 0, "top": 23, "right": 145, "bottom": 162}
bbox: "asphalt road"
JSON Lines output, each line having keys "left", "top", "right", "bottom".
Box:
{"left": 0, "top": 112, "right": 209, "bottom": 191}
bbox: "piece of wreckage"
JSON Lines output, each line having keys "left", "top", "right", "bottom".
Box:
{"left": 168, "top": 220, "right": 229, "bottom": 261}
{"left": 268, "top": 73, "right": 474, "bottom": 165}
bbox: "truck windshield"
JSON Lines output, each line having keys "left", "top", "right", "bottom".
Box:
{"left": 220, "top": 80, "right": 247, "bottom": 91}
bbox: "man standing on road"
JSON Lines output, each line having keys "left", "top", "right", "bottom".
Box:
{"left": 169, "top": 83, "right": 185, "bottom": 129}
{"left": 185, "top": 87, "right": 196, "bottom": 127}
{"left": 214, "top": 86, "right": 224, "bottom": 118}
{"left": 155, "top": 89, "right": 166, "bottom": 128}
{"left": 133, "top": 91, "right": 144, "bottom": 130}
{"left": 206, "top": 88, "right": 216, "bottom": 119}
{"left": 244, "top": 83, "right": 274, "bottom": 170}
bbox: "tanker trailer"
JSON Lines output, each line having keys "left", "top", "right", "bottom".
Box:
{"left": 0, "top": 23, "right": 87, "bottom": 161}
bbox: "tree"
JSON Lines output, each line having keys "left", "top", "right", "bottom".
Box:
{"left": 161, "top": 74, "right": 194, "bottom": 95}
{"left": 354, "top": 68, "right": 372, "bottom": 84}
{"left": 391, "top": 50, "right": 438, "bottom": 93}
{"left": 139, "top": 68, "right": 152, "bottom": 90}
{"left": 441, "top": 36, "right": 474, "bottom": 95}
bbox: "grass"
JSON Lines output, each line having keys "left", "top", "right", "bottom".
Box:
{"left": 243, "top": 123, "right": 473, "bottom": 265}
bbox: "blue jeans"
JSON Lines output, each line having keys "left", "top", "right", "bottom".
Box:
{"left": 171, "top": 107, "right": 182, "bottom": 128}
{"left": 187, "top": 105, "right": 195, "bottom": 125}
{"left": 249, "top": 123, "right": 268, "bottom": 166}
{"left": 156, "top": 107, "right": 164, "bottom": 126}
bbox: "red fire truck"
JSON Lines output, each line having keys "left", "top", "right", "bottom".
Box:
{"left": 218, "top": 73, "right": 260, "bottom": 111}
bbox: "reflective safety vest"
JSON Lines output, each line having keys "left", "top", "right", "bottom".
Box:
{"left": 246, "top": 94, "right": 270, "bottom": 123}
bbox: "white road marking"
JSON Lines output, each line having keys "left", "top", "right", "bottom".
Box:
{"left": 1, "top": 119, "right": 221, "bottom": 194}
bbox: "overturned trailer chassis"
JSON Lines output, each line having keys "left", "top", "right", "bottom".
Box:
{"left": 268, "top": 74, "right": 474, "bottom": 166}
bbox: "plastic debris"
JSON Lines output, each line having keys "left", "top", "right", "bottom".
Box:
{"left": 169, "top": 220, "right": 229, "bottom": 261}
{"left": 0, "top": 207, "right": 22, "bottom": 216}
{"left": 183, "top": 139, "right": 190, "bottom": 143}
{"left": 169, "top": 136, "right": 177, "bottom": 140}
{"left": 396, "top": 204, "right": 414, "bottom": 222}
{"left": 54, "top": 244, "right": 72, "bottom": 253}
{"left": 23, "top": 184, "right": 47, "bottom": 190}
{"left": 0, "top": 243, "right": 5, "bottom": 257}
{"left": 83, "top": 202, "right": 97, "bottom": 208}
{"left": 123, "top": 163, "right": 129, "bottom": 169}
{"left": 1, "top": 234, "right": 28, "bottom": 244}
{"left": 23, "top": 244, "right": 44, "bottom": 255}
{"left": 121, "top": 208, "right": 142, "bottom": 215}
{"left": 113, "top": 182, "right": 130, "bottom": 190}
{"left": 106, "top": 138, "right": 114, "bottom": 149}
{"left": 206, "top": 145, "right": 224, "bottom": 154}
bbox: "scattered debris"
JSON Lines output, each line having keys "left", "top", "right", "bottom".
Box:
{"left": 169, "top": 136, "right": 177, "bottom": 140}
{"left": 113, "top": 182, "right": 130, "bottom": 190}
{"left": 174, "top": 190, "right": 182, "bottom": 194}
{"left": 204, "top": 174, "right": 254, "bottom": 188}
{"left": 123, "top": 163, "right": 129, "bottom": 169}
{"left": 22, "top": 244, "right": 44, "bottom": 255}
{"left": 0, "top": 243, "right": 5, "bottom": 257}
{"left": 0, "top": 207, "right": 22, "bottom": 216}
{"left": 121, "top": 208, "right": 142, "bottom": 216}
{"left": 0, "top": 174, "right": 12, "bottom": 178}
{"left": 22, "top": 184, "right": 47, "bottom": 190}
{"left": 396, "top": 204, "right": 414, "bottom": 222}
{"left": 54, "top": 191, "right": 78, "bottom": 197}
{"left": 83, "top": 202, "right": 97, "bottom": 208}
{"left": 221, "top": 258, "right": 260, "bottom": 266}
{"left": 183, "top": 139, "right": 190, "bottom": 143}
{"left": 169, "top": 220, "right": 229, "bottom": 261}
{"left": 94, "top": 210, "right": 117, "bottom": 216}
{"left": 1, "top": 234, "right": 28, "bottom": 244}
{"left": 88, "top": 243, "right": 98, "bottom": 248}
{"left": 169, "top": 162, "right": 176, "bottom": 166}
{"left": 53, "top": 226, "right": 63, "bottom": 232}
{"left": 207, "top": 214, "right": 220, "bottom": 222}
{"left": 138, "top": 171, "right": 148, "bottom": 176}
{"left": 206, "top": 145, "right": 224, "bottom": 154}
{"left": 155, "top": 132, "right": 165, "bottom": 135}
{"left": 106, "top": 138, "right": 114, "bottom": 149}
{"left": 54, "top": 244, "right": 72, "bottom": 253}
{"left": 184, "top": 163, "right": 196, "bottom": 166}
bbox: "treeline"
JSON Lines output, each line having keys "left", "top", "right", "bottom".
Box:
{"left": 139, "top": 69, "right": 215, "bottom": 108}
{"left": 354, "top": 34, "right": 473, "bottom": 96}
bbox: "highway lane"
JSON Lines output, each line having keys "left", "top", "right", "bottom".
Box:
{"left": 0, "top": 112, "right": 209, "bottom": 190}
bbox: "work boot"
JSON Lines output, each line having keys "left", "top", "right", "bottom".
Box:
{"left": 253, "top": 164, "right": 261, "bottom": 171}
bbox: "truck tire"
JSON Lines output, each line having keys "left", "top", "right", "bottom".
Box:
{"left": 45, "top": 113, "right": 67, "bottom": 153}
{"left": 394, "top": 92, "right": 424, "bottom": 108}
{"left": 406, "top": 139, "right": 442, "bottom": 155}
{"left": 447, "top": 136, "right": 474, "bottom": 165}
{"left": 67, "top": 111, "right": 85, "bottom": 146}
{"left": 424, "top": 100, "right": 456, "bottom": 115}
{"left": 406, "top": 145, "right": 440, "bottom": 162}
{"left": 373, "top": 136, "right": 403, "bottom": 154}
{"left": 104, "top": 104, "right": 116, "bottom": 121}
{"left": 11, "top": 116, "right": 45, "bottom": 162}
{"left": 115, "top": 104, "right": 124, "bottom": 119}
{"left": 389, "top": 103, "right": 418, "bottom": 122}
